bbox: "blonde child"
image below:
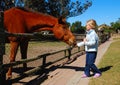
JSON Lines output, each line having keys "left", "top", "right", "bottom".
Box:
{"left": 77, "top": 19, "right": 101, "bottom": 78}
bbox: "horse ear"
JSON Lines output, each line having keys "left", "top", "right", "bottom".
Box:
{"left": 58, "top": 16, "right": 66, "bottom": 24}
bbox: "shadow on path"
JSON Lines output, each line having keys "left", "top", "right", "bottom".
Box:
{"left": 58, "top": 66, "right": 85, "bottom": 71}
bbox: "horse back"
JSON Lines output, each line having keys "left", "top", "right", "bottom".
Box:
{"left": 4, "top": 7, "right": 58, "bottom": 33}
{"left": 4, "top": 7, "right": 27, "bottom": 33}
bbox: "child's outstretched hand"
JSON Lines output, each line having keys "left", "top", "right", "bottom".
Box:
{"left": 83, "top": 38, "right": 87, "bottom": 43}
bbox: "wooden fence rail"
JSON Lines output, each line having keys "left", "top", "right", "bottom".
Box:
{"left": 3, "top": 46, "right": 84, "bottom": 83}
{"left": 0, "top": 11, "right": 6, "bottom": 85}
{"left": 2, "top": 46, "right": 81, "bottom": 69}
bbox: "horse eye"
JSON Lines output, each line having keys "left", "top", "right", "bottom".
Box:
{"left": 63, "top": 26, "right": 67, "bottom": 29}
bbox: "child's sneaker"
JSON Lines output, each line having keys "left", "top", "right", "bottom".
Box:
{"left": 93, "top": 73, "right": 101, "bottom": 78}
{"left": 81, "top": 74, "right": 88, "bottom": 78}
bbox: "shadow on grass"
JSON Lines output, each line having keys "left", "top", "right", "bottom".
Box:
{"left": 99, "top": 66, "right": 113, "bottom": 72}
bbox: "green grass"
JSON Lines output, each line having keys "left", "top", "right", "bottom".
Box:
{"left": 89, "top": 39, "right": 120, "bottom": 85}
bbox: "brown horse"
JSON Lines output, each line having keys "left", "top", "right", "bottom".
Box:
{"left": 4, "top": 7, "right": 76, "bottom": 79}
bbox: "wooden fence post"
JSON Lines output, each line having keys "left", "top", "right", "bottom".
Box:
{"left": 67, "top": 48, "right": 71, "bottom": 60}
{"left": 42, "top": 55, "right": 46, "bottom": 69}
{"left": 0, "top": 11, "right": 6, "bottom": 85}
{"left": 64, "top": 50, "right": 67, "bottom": 57}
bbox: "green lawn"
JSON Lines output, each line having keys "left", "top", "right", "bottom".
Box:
{"left": 89, "top": 39, "right": 120, "bottom": 85}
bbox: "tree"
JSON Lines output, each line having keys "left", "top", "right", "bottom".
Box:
{"left": 71, "top": 21, "right": 85, "bottom": 34}
{"left": 0, "top": 0, "right": 25, "bottom": 11}
{"left": 0, "top": 0, "right": 14, "bottom": 11}
{"left": 0, "top": 0, "right": 92, "bottom": 18}
{"left": 110, "top": 18, "right": 120, "bottom": 33}
{"left": 25, "top": 0, "right": 92, "bottom": 18}
{"left": 14, "top": 0, "right": 24, "bottom": 7}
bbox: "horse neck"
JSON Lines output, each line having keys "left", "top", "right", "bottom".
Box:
{"left": 34, "top": 27, "right": 53, "bottom": 32}
{"left": 23, "top": 11, "right": 58, "bottom": 32}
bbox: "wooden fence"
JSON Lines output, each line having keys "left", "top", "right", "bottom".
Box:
{"left": 0, "top": 11, "right": 110, "bottom": 85}
{"left": 0, "top": 11, "right": 6, "bottom": 85}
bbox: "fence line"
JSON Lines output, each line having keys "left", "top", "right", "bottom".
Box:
{"left": 0, "top": 32, "right": 110, "bottom": 84}
{"left": 2, "top": 46, "right": 81, "bottom": 69}
{"left": 0, "top": 11, "right": 6, "bottom": 85}
{"left": 3, "top": 46, "right": 84, "bottom": 83}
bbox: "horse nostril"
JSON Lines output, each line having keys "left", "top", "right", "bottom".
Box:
{"left": 69, "top": 38, "right": 76, "bottom": 46}
{"left": 69, "top": 39, "right": 74, "bottom": 45}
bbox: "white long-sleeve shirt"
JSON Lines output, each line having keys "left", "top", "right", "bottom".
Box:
{"left": 77, "top": 29, "right": 99, "bottom": 52}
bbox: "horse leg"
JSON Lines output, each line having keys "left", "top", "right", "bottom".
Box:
{"left": 7, "top": 41, "right": 19, "bottom": 79}
{"left": 20, "top": 40, "right": 29, "bottom": 69}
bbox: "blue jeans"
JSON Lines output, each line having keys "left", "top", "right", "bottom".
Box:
{"left": 85, "top": 52, "right": 101, "bottom": 76}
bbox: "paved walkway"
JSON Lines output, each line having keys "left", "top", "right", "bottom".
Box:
{"left": 40, "top": 38, "right": 112, "bottom": 85}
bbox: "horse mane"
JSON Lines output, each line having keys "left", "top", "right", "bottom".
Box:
{"left": 15, "top": 7, "right": 35, "bottom": 13}
{"left": 15, "top": 7, "right": 54, "bottom": 18}
{"left": 5, "top": 7, "right": 68, "bottom": 32}
{"left": 9, "top": 7, "right": 67, "bottom": 26}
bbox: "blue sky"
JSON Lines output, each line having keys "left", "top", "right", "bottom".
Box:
{"left": 67, "top": 0, "right": 120, "bottom": 26}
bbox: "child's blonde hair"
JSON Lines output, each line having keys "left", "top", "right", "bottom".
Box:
{"left": 86, "top": 19, "right": 97, "bottom": 29}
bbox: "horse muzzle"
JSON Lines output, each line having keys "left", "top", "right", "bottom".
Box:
{"left": 68, "top": 38, "right": 76, "bottom": 47}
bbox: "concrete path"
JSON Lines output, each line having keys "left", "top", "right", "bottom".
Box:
{"left": 41, "top": 38, "right": 112, "bottom": 85}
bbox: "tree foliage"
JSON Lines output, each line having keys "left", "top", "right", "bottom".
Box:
{"left": 110, "top": 18, "right": 120, "bottom": 33}
{"left": 0, "top": 0, "right": 14, "bottom": 11}
{"left": 0, "top": 0, "right": 25, "bottom": 11}
{"left": 71, "top": 21, "right": 85, "bottom": 34}
{"left": 25, "top": 0, "right": 92, "bottom": 18}
{"left": 0, "top": 0, "right": 92, "bottom": 18}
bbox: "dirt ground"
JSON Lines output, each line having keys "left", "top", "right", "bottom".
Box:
{"left": 3, "top": 41, "right": 68, "bottom": 65}
{"left": 3, "top": 41, "right": 82, "bottom": 85}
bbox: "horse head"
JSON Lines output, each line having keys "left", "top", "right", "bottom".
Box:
{"left": 52, "top": 17, "right": 76, "bottom": 47}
